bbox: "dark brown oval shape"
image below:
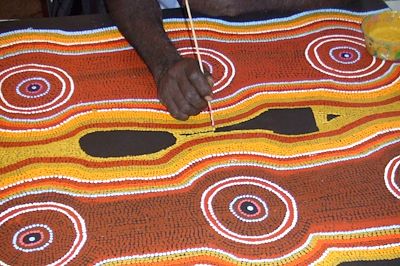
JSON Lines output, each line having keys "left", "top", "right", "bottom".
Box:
{"left": 79, "top": 130, "right": 176, "bottom": 158}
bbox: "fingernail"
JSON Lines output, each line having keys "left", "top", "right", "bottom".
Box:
{"left": 204, "top": 96, "right": 212, "bottom": 101}
{"left": 206, "top": 76, "right": 214, "bottom": 87}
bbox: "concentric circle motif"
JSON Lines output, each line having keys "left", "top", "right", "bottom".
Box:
{"left": 178, "top": 47, "right": 235, "bottom": 93}
{"left": 12, "top": 224, "right": 53, "bottom": 252}
{"left": 0, "top": 202, "right": 87, "bottom": 266}
{"left": 229, "top": 195, "right": 269, "bottom": 223}
{"left": 384, "top": 155, "right": 400, "bottom": 199}
{"left": 329, "top": 46, "right": 361, "bottom": 65}
{"left": 201, "top": 176, "right": 297, "bottom": 245}
{"left": 305, "top": 34, "right": 386, "bottom": 78}
{"left": 16, "top": 77, "right": 51, "bottom": 99}
{"left": 0, "top": 64, "right": 74, "bottom": 114}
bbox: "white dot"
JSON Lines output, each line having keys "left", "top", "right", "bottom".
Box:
{"left": 29, "top": 236, "right": 36, "bottom": 242}
{"left": 247, "top": 205, "right": 254, "bottom": 211}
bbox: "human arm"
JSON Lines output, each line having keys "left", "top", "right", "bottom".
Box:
{"left": 106, "top": 0, "right": 213, "bottom": 121}
{"left": 187, "top": 0, "right": 353, "bottom": 17}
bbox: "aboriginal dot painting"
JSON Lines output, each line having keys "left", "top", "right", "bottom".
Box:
{"left": 1, "top": 6, "right": 400, "bottom": 266}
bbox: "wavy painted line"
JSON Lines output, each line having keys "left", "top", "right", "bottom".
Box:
{"left": 384, "top": 155, "right": 400, "bottom": 199}
{"left": 1, "top": 119, "right": 400, "bottom": 182}
{"left": 0, "top": 9, "right": 374, "bottom": 46}
{"left": 310, "top": 242, "right": 400, "bottom": 266}
{"left": 1, "top": 132, "right": 399, "bottom": 200}
{"left": 0, "top": 77, "right": 399, "bottom": 132}
{"left": 90, "top": 225, "right": 400, "bottom": 265}
{"left": 1, "top": 117, "right": 400, "bottom": 176}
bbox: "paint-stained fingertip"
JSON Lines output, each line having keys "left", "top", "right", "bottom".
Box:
{"left": 206, "top": 74, "right": 214, "bottom": 87}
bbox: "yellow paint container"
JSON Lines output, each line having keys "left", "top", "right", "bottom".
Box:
{"left": 362, "top": 11, "right": 400, "bottom": 61}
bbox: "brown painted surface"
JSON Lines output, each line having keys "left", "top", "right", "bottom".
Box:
{"left": 1, "top": 142, "right": 399, "bottom": 265}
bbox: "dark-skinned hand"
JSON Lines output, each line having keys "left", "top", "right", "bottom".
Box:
{"left": 156, "top": 57, "right": 213, "bottom": 121}
{"left": 108, "top": 0, "right": 350, "bottom": 121}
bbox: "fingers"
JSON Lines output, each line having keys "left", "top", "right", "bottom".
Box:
{"left": 157, "top": 58, "right": 214, "bottom": 121}
{"left": 205, "top": 72, "right": 214, "bottom": 87}
{"left": 165, "top": 95, "right": 189, "bottom": 121}
{"left": 173, "top": 88, "right": 201, "bottom": 117}
{"left": 178, "top": 73, "right": 207, "bottom": 110}
{"left": 158, "top": 78, "right": 190, "bottom": 121}
{"left": 185, "top": 62, "right": 213, "bottom": 99}
{"left": 203, "top": 72, "right": 214, "bottom": 101}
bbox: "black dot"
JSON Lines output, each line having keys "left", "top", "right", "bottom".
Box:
{"left": 341, "top": 52, "right": 351, "bottom": 59}
{"left": 27, "top": 84, "right": 41, "bottom": 92}
{"left": 240, "top": 201, "right": 258, "bottom": 215}
{"left": 23, "top": 233, "right": 41, "bottom": 244}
